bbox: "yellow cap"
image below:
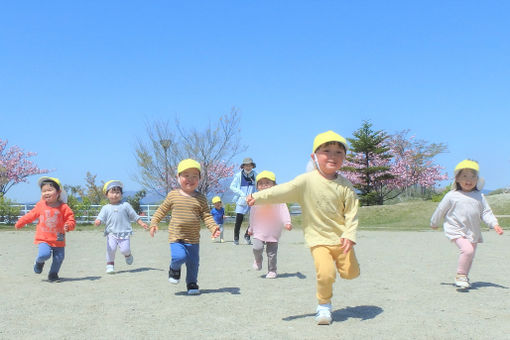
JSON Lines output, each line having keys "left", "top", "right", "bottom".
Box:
{"left": 313, "top": 130, "right": 348, "bottom": 153}
{"left": 454, "top": 159, "right": 479, "bottom": 176}
{"left": 103, "top": 180, "right": 123, "bottom": 194}
{"left": 38, "top": 177, "right": 62, "bottom": 189}
{"left": 212, "top": 196, "right": 222, "bottom": 204}
{"left": 177, "top": 158, "right": 201, "bottom": 174}
{"left": 256, "top": 170, "right": 276, "bottom": 183}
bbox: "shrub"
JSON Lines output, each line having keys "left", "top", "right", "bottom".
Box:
{"left": 431, "top": 185, "right": 451, "bottom": 202}
{"left": 0, "top": 196, "right": 21, "bottom": 224}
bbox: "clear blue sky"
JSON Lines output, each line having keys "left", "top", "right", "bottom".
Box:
{"left": 1, "top": 1, "right": 509, "bottom": 203}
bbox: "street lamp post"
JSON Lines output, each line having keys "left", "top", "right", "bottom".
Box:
{"left": 160, "top": 139, "right": 171, "bottom": 195}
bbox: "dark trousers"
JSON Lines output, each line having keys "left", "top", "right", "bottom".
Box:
{"left": 233, "top": 213, "right": 250, "bottom": 241}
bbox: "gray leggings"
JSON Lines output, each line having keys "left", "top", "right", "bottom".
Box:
{"left": 252, "top": 238, "right": 278, "bottom": 272}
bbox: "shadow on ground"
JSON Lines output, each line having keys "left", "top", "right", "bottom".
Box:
{"left": 48, "top": 276, "right": 102, "bottom": 282}
{"left": 258, "top": 272, "right": 307, "bottom": 279}
{"left": 282, "top": 305, "right": 383, "bottom": 322}
{"left": 113, "top": 267, "right": 164, "bottom": 275}
{"left": 440, "top": 281, "right": 508, "bottom": 292}
{"left": 175, "top": 287, "right": 241, "bottom": 296}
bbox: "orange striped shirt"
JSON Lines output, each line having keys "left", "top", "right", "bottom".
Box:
{"left": 150, "top": 189, "right": 218, "bottom": 244}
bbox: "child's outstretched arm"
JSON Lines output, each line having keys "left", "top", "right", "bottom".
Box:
{"left": 14, "top": 205, "right": 40, "bottom": 229}
{"left": 94, "top": 219, "right": 101, "bottom": 226}
{"left": 137, "top": 219, "right": 149, "bottom": 230}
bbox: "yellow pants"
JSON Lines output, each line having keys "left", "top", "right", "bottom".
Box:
{"left": 310, "top": 244, "right": 360, "bottom": 305}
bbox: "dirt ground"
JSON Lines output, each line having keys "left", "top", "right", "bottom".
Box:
{"left": 1, "top": 227, "right": 509, "bottom": 339}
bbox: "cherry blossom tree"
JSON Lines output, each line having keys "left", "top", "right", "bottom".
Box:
{"left": 0, "top": 139, "right": 50, "bottom": 197}
{"left": 134, "top": 108, "right": 243, "bottom": 198}
{"left": 341, "top": 124, "right": 448, "bottom": 205}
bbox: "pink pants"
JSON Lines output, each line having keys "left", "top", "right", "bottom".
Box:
{"left": 106, "top": 234, "right": 131, "bottom": 264}
{"left": 454, "top": 237, "right": 477, "bottom": 275}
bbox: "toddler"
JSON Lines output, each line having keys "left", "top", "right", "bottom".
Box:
{"left": 247, "top": 171, "right": 292, "bottom": 279}
{"left": 95, "top": 180, "right": 148, "bottom": 274}
{"left": 15, "top": 177, "right": 76, "bottom": 282}
{"left": 247, "top": 131, "right": 360, "bottom": 325}
{"left": 210, "top": 196, "right": 225, "bottom": 242}
{"left": 149, "top": 159, "right": 220, "bottom": 295}
{"left": 431, "top": 159, "right": 503, "bottom": 289}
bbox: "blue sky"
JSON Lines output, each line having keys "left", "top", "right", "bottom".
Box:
{"left": 1, "top": 1, "right": 509, "bottom": 203}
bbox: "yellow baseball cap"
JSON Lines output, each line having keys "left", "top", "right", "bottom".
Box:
{"left": 177, "top": 159, "right": 201, "bottom": 174}
{"left": 212, "top": 196, "right": 222, "bottom": 204}
{"left": 454, "top": 159, "right": 479, "bottom": 176}
{"left": 256, "top": 170, "right": 276, "bottom": 183}
{"left": 38, "top": 176, "right": 62, "bottom": 189}
{"left": 312, "top": 130, "right": 348, "bottom": 153}
{"left": 103, "top": 180, "right": 123, "bottom": 194}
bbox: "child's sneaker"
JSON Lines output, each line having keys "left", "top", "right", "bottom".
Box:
{"left": 266, "top": 271, "right": 277, "bottom": 279}
{"left": 244, "top": 235, "right": 252, "bottom": 245}
{"left": 252, "top": 260, "right": 262, "bottom": 271}
{"left": 48, "top": 273, "right": 60, "bottom": 282}
{"left": 106, "top": 264, "right": 115, "bottom": 274}
{"left": 234, "top": 239, "right": 239, "bottom": 245}
{"left": 34, "top": 261, "right": 44, "bottom": 274}
{"left": 220, "top": 238, "right": 225, "bottom": 243}
{"left": 315, "top": 304, "right": 332, "bottom": 325}
{"left": 455, "top": 274, "right": 471, "bottom": 289}
{"left": 187, "top": 282, "right": 200, "bottom": 295}
{"left": 125, "top": 254, "right": 134, "bottom": 265}
{"left": 168, "top": 267, "right": 181, "bottom": 284}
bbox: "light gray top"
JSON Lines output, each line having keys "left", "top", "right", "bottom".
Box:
{"left": 430, "top": 190, "right": 498, "bottom": 243}
{"left": 96, "top": 202, "right": 141, "bottom": 238}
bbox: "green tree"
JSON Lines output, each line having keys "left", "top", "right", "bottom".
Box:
{"left": 342, "top": 121, "right": 394, "bottom": 205}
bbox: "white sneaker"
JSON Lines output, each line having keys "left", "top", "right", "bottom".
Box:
{"left": 106, "top": 264, "right": 114, "bottom": 274}
{"left": 315, "top": 304, "right": 332, "bottom": 325}
{"left": 125, "top": 254, "right": 133, "bottom": 265}
{"left": 455, "top": 274, "right": 471, "bottom": 289}
{"left": 265, "top": 271, "right": 277, "bottom": 279}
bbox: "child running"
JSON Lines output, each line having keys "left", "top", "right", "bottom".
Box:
{"left": 431, "top": 159, "right": 503, "bottom": 289}
{"left": 247, "top": 131, "right": 360, "bottom": 325}
{"left": 14, "top": 177, "right": 76, "bottom": 282}
{"left": 149, "top": 159, "right": 220, "bottom": 295}
{"left": 94, "top": 180, "right": 149, "bottom": 274}
{"left": 247, "top": 170, "right": 292, "bottom": 279}
{"left": 210, "top": 196, "right": 225, "bottom": 242}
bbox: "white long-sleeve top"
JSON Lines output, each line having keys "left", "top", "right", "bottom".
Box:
{"left": 430, "top": 190, "right": 499, "bottom": 243}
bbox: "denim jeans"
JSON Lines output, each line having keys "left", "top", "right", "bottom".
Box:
{"left": 169, "top": 242, "right": 200, "bottom": 284}
{"left": 36, "top": 242, "right": 65, "bottom": 275}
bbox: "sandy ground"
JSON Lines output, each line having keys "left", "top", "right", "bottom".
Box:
{"left": 1, "top": 227, "right": 509, "bottom": 340}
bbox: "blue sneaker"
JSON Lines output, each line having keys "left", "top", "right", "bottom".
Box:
{"left": 187, "top": 282, "right": 200, "bottom": 295}
{"left": 34, "top": 261, "right": 44, "bottom": 274}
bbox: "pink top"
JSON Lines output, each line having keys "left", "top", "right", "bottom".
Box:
{"left": 248, "top": 203, "right": 291, "bottom": 242}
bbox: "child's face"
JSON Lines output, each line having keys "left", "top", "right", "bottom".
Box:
{"left": 41, "top": 184, "right": 60, "bottom": 204}
{"left": 214, "top": 201, "right": 222, "bottom": 209}
{"left": 178, "top": 168, "right": 200, "bottom": 194}
{"left": 107, "top": 187, "right": 122, "bottom": 204}
{"left": 313, "top": 143, "right": 345, "bottom": 177}
{"left": 257, "top": 178, "right": 275, "bottom": 191}
{"left": 457, "top": 169, "right": 478, "bottom": 192}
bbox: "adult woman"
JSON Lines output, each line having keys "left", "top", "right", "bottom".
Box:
{"left": 230, "top": 157, "right": 257, "bottom": 245}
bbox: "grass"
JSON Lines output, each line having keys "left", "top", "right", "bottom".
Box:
{"left": 2, "top": 193, "right": 509, "bottom": 232}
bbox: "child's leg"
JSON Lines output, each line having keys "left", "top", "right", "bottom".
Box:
{"left": 117, "top": 238, "right": 132, "bottom": 257}
{"left": 106, "top": 234, "right": 119, "bottom": 265}
{"left": 36, "top": 242, "right": 52, "bottom": 263}
{"left": 266, "top": 242, "right": 278, "bottom": 273}
{"left": 48, "top": 247, "right": 65, "bottom": 275}
{"left": 169, "top": 242, "right": 188, "bottom": 271}
{"left": 219, "top": 224, "right": 224, "bottom": 240}
{"left": 184, "top": 244, "right": 200, "bottom": 284}
{"left": 333, "top": 246, "right": 360, "bottom": 280}
{"left": 454, "top": 238, "right": 477, "bottom": 275}
{"left": 310, "top": 245, "right": 337, "bottom": 305}
{"left": 252, "top": 238, "right": 264, "bottom": 265}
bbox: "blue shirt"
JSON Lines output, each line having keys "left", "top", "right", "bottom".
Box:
{"left": 211, "top": 207, "right": 224, "bottom": 225}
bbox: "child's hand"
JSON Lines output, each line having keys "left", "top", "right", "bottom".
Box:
{"left": 246, "top": 194, "right": 255, "bottom": 207}
{"left": 141, "top": 222, "right": 149, "bottom": 230}
{"left": 94, "top": 219, "right": 101, "bottom": 227}
{"left": 64, "top": 224, "right": 69, "bottom": 232}
{"left": 149, "top": 225, "right": 158, "bottom": 237}
{"left": 494, "top": 225, "right": 504, "bottom": 235}
{"left": 340, "top": 238, "right": 354, "bottom": 254}
{"left": 285, "top": 224, "right": 292, "bottom": 231}
{"left": 247, "top": 230, "right": 253, "bottom": 236}
{"left": 212, "top": 227, "right": 221, "bottom": 238}
{"left": 14, "top": 222, "right": 23, "bottom": 230}
{"left": 430, "top": 225, "right": 438, "bottom": 230}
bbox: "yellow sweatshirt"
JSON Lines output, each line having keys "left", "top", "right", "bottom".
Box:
{"left": 252, "top": 170, "right": 359, "bottom": 247}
